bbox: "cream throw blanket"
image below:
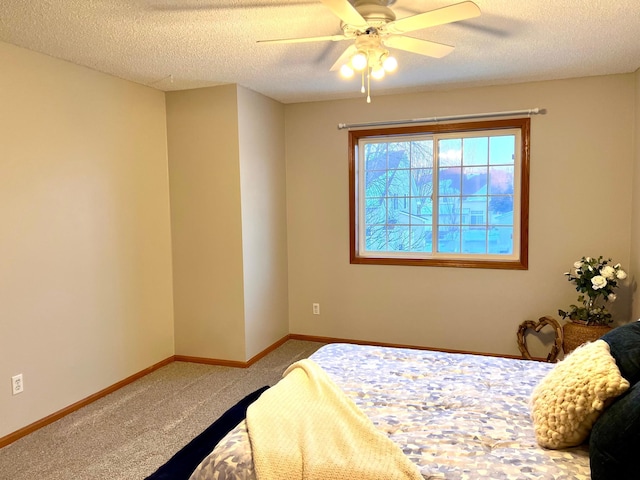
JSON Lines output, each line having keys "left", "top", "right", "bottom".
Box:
{"left": 246, "top": 359, "right": 423, "bottom": 480}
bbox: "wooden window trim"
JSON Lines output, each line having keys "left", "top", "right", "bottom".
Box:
{"left": 348, "top": 118, "right": 530, "bottom": 269}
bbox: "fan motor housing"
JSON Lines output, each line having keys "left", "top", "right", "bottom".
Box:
{"left": 353, "top": 0, "right": 396, "bottom": 26}
{"left": 354, "top": 32, "right": 382, "bottom": 51}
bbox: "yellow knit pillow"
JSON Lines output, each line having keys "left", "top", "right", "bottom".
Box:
{"left": 530, "top": 339, "right": 629, "bottom": 449}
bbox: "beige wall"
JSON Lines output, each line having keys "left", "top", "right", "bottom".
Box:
{"left": 632, "top": 68, "right": 640, "bottom": 321}
{"left": 237, "top": 87, "right": 289, "bottom": 359}
{"left": 285, "top": 74, "right": 636, "bottom": 357}
{"left": 167, "top": 85, "right": 288, "bottom": 362}
{"left": 0, "top": 42, "right": 174, "bottom": 438}
{"left": 166, "top": 85, "right": 247, "bottom": 361}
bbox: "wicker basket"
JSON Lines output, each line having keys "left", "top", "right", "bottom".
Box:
{"left": 562, "top": 322, "right": 612, "bottom": 354}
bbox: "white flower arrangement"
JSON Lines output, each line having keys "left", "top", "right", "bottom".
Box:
{"left": 558, "top": 256, "right": 627, "bottom": 325}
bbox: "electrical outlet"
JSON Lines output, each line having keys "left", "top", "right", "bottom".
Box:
{"left": 12, "top": 374, "right": 23, "bottom": 395}
{"left": 312, "top": 303, "right": 320, "bottom": 315}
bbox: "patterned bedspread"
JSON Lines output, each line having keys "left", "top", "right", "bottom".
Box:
{"left": 190, "top": 343, "right": 591, "bottom": 480}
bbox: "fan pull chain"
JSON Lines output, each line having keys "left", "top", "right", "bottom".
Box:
{"left": 366, "top": 51, "right": 371, "bottom": 103}
{"left": 360, "top": 69, "right": 365, "bottom": 94}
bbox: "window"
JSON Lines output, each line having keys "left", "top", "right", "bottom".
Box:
{"left": 349, "top": 118, "right": 529, "bottom": 269}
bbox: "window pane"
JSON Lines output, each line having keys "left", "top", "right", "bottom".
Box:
{"left": 410, "top": 226, "right": 432, "bottom": 252}
{"left": 410, "top": 196, "right": 432, "bottom": 223}
{"left": 438, "top": 197, "right": 460, "bottom": 224}
{"left": 439, "top": 139, "right": 461, "bottom": 166}
{"left": 462, "top": 166, "right": 487, "bottom": 195}
{"left": 411, "top": 168, "right": 433, "bottom": 197}
{"left": 387, "top": 196, "right": 408, "bottom": 224}
{"left": 463, "top": 137, "right": 488, "bottom": 166}
{"left": 388, "top": 225, "right": 410, "bottom": 252}
{"left": 489, "top": 166, "right": 514, "bottom": 195}
{"left": 387, "top": 195, "right": 412, "bottom": 225}
{"left": 462, "top": 196, "right": 486, "bottom": 225}
{"left": 365, "top": 225, "right": 387, "bottom": 251}
{"left": 439, "top": 167, "right": 461, "bottom": 193}
{"left": 364, "top": 143, "right": 387, "bottom": 171}
{"left": 365, "top": 143, "right": 387, "bottom": 170}
{"left": 388, "top": 169, "right": 410, "bottom": 196}
{"left": 365, "top": 170, "right": 387, "bottom": 197}
{"left": 365, "top": 198, "right": 386, "bottom": 225}
{"left": 489, "top": 195, "right": 513, "bottom": 225}
{"left": 438, "top": 226, "right": 460, "bottom": 253}
{"left": 411, "top": 140, "right": 433, "bottom": 168}
{"left": 488, "top": 226, "right": 514, "bottom": 254}
{"left": 462, "top": 226, "right": 487, "bottom": 253}
{"left": 489, "top": 136, "right": 515, "bottom": 165}
{"left": 389, "top": 142, "right": 410, "bottom": 169}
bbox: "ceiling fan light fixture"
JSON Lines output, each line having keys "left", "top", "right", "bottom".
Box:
{"left": 382, "top": 55, "right": 397, "bottom": 72}
{"left": 260, "top": 0, "right": 482, "bottom": 104}
{"left": 340, "top": 64, "right": 355, "bottom": 78}
{"left": 351, "top": 51, "right": 368, "bottom": 71}
{"left": 371, "top": 65, "right": 385, "bottom": 79}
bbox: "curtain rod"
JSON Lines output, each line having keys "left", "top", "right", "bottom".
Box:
{"left": 337, "top": 108, "right": 544, "bottom": 130}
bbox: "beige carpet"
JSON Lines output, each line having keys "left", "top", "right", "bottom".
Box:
{"left": 0, "top": 340, "right": 325, "bottom": 480}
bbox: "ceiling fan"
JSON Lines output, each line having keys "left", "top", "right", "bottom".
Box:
{"left": 258, "top": 0, "right": 481, "bottom": 101}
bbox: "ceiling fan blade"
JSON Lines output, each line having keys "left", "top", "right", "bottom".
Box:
{"left": 330, "top": 44, "right": 358, "bottom": 71}
{"left": 387, "top": 1, "right": 480, "bottom": 35}
{"left": 319, "top": 0, "right": 368, "bottom": 28}
{"left": 258, "top": 34, "right": 347, "bottom": 44}
{"left": 383, "top": 36, "right": 454, "bottom": 58}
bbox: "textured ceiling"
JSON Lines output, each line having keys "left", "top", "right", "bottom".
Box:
{"left": 1, "top": 0, "right": 639, "bottom": 104}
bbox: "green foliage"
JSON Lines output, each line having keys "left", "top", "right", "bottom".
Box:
{"left": 558, "top": 256, "right": 627, "bottom": 325}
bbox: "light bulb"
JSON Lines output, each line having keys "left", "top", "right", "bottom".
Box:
{"left": 371, "top": 66, "right": 385, "bottom": 80}
{"left": 340, "top": 64, "right": 354, "bottom": 78}
{"left": 383, "top": 55, "right": 398, "bottom": 72}
{"left": 351, "top": 51, "right": 368, "bottom": 71}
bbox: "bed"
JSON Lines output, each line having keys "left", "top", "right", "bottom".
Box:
{"left": 188, "top": 342, "right": 593, "bottom": 480}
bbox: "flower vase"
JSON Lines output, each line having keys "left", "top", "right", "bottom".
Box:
{"left": 562, "top": 321, "right": 612, "bottom": 354}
